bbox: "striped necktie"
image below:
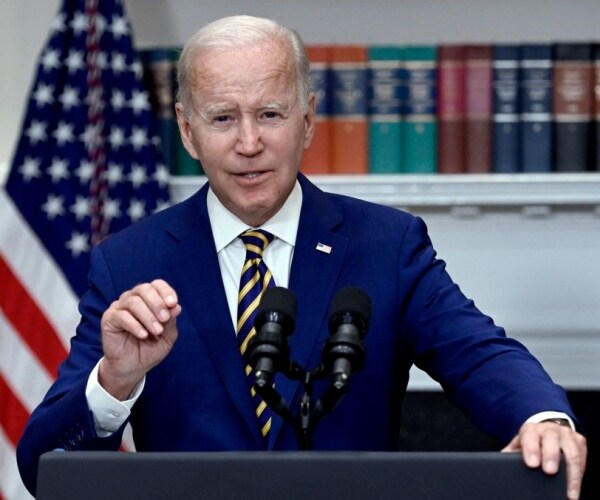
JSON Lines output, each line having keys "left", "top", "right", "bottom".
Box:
{"left": 237, "top": 229, "right": 275, "bottom": 438}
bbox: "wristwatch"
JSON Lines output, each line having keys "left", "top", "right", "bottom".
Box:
{"left": 542, "top": 418, "right": 572, "bottom": 428}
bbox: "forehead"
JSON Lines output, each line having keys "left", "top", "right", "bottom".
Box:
{"left": 190, "top": 40, "right": 296, "bottom": 102}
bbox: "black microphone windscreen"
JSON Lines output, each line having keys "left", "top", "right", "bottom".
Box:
{"left": 257, "top": 286, "right": 297, "bottom": 320}
{"left": 330, "top": 287, "right": 372, "bottom": 324}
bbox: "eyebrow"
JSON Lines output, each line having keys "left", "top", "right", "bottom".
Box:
{"left": 202, "top": 100, "right": 291, "bottom": 117}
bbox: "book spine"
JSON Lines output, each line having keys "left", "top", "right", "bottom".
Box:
{"left": 492, "top": 44, "right": 521, "bottom": 173}
{"left": 519, "top": 44, "right": 553, "bottom": 172}
{"left": 139, "top": 48, "right": 180, "bottom": 175}
{"left": 402, "top": 45, "right": 438, "bottom": 174}
{"left": 464, "top": 44, "right": 493, "bottom": 173}
{"left": 437, "top": 45, "right": 466, "bottom": 173}
{"left": 301, "top": 45, "right": 331, "bottom": 175}
{"left": 168, "top": 48, "right": 203, "bottom": 175}
{"left": 330, "top": 45, "right": 369, "bottom": 174}
{"left": 368, "top": 46, "right": 403, "bottom": 174}
{"left": 553, "top": 43, "right": 594, "bottom": 172}
{"left": 595, "top": 43, "right": 600, "bottom": 171}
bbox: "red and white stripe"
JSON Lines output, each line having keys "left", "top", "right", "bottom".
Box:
{"left": 0, "top": 190, "right": 79, "bottom": 499}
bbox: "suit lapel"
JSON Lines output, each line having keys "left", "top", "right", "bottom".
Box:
{"left": 269, "top": 176, "right": 348, "bottom": 448}
{"left": 162, "top": 186, "right": 263, "bottom": 445}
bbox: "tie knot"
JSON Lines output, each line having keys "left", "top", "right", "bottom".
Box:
{"left": 240, "top": 229, "right": 274, "bottom": 259}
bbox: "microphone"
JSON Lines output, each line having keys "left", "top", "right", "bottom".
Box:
{"left": 245, "top": 286, "right": 297, "bottom": 387}
{"left": 323, "top": 287, "right": 371, "bottom": 389}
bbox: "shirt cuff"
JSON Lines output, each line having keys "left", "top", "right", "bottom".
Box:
{"left": 526, "top": 411, "right": 575, "bottom": 431}
{"left": 85, "top": 359, "right": 145, "bottom": 437}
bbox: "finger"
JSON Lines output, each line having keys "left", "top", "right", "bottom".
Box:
{"left": 539, "top": 425, "right": 562, "bottom": 474}
{"left": 104, "top": 307, "right": 150, "bottom": 340}
{"left": 119, "top": 287, "right": 167, "bottom": 335}
{"left": 149, "top": 279, "right": 179, "bottom": 310}
{"left": 516, "top": 424, "right": 542, "bottom": 468}
{"left": 562, "top": 432, "right": 587, "bottom": 500}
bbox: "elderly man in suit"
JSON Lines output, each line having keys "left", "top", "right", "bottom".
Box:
{"left": 18, "top": 15, "right": 586, "bottom": 499}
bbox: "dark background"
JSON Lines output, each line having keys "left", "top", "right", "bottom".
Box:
{"left": 399, "top": 391, "right": 598, "bottom": 499}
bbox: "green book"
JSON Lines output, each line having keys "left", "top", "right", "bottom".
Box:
{"left": 401, "top": 46, "right": 437, "bottom": 173}
{"left": 170, "top": 49, "right": 204, "bottom": 175}
{"left": 367, "top": 46, "right": 403, "bottom": 173}
{"left": 138, "top": 48, "right": 180, "bottom": 175}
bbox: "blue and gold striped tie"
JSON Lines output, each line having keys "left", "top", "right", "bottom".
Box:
{"left": 237, "top": 229, "right": 275, "bottom": 438}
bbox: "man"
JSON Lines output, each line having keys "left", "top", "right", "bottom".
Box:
{"left": 17, "top": 15, "right": 586, "bottom": 498}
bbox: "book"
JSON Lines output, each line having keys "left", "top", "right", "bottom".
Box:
{"left": 330, "top": 45, "right": 369, "bottom": 174}
{"left": 367, "top": 45, "right": 403, "bottom": 174}
{"left": 595, "top": 43, "right": 600, "bottom": 171}
{"left": 139, "top": 47, "right": 180, "bottom": 175}
{"left": 553, "top": 43, "right": 594, "bottom": 172}
{"left": 437, "top": 44, "right": 466, "bottom": 174}
{"left": 492, "top": 44, "right": 521, "bottom": 173}
{"left": 170, "top": 48, "right": 204, "bottom": 176}
{"left": 464, "top": 44, "right": 493, "bottom": 173}
{"left": 401, "top": 45, "right": 437, "bottom": 174}
{"left": 519, "top": 44, "right": 553, "bottom": 172}
{"left": 301, "top": 45, "right": 331, "bottom": 175}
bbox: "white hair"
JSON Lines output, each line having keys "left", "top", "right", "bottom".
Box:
{"left": 177, "top": 15, "right": 310, "bottom": 119}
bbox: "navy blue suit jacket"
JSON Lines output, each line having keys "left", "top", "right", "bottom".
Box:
{"left": 17, "top": 175, "right": 575, "bottom": 494}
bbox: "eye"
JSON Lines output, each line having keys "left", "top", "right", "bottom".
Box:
{"left": 262, "top": 110, "right": 281, "bottom": 120}
{"left": 214, "top": 115, "right": 231, "bottom": 123}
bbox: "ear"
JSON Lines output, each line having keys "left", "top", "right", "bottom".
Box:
{"left": 302, "top": 92, "right": 316, "bottom": 150}
{"left": 175, "top": 102, "right": 200, "bottom": 160}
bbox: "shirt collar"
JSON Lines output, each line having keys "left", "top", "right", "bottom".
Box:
{"left": 207, "top": 180, "right": 302, "bottom": 252}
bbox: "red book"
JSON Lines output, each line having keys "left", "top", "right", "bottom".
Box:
{"left": 437, "top": 45, "right": 466, "bottom": 173}
{"left": 329, "top": 45, "right": 369, "bottom": 174}
{"left": 595, "top": 43, "right": 600, "bottom": 171}
{"left": 301, "top": 45, "right": 331, "bottom": 175}
{"left": 464, "top": 44, "right": 493, "bottom": 173}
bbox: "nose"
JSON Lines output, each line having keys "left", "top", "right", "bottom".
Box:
{"left": 235, "top": 117, "right": 264, "bottom": 156}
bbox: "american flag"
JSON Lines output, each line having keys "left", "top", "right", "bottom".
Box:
{"left": 0, "top": 0, "right": 171, "bottom": 497}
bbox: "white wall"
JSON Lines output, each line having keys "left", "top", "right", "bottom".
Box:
{"left": 3, "top": 0, "right": 600, "bottom": 174}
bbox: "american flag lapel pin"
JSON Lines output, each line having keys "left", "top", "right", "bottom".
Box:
{"left": 316, "top": 242, "right": 332, "bottom": 254}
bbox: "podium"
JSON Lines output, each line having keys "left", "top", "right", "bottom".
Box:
{"left": 37, "top": 451, "right": 565, "bottom": 500}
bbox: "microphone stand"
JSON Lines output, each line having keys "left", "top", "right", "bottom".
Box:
{"left": 253, "top": 361, "right": 349, "bottom": 451}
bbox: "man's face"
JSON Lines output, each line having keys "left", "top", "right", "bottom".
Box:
{"left": 176, "top": 39, "right": 315, "bottom": 227}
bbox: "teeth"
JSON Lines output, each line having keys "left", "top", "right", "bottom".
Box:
{"left": 243, "top": 173, "right": 259, "bottom": 179}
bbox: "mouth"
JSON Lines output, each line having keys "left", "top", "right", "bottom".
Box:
{"left": 234, "top": 170, "right": 270, "bottom": 181}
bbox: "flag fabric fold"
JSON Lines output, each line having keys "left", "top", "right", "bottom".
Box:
{"left": 0, "top": 0, "right": 171, "bottom": 497}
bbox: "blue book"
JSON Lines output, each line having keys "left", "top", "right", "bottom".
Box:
{"left": 519, "top": 44, "right": 553, "bottom": 172}
{"left": 492, "top": 44, "right": 520, "bottom": 173}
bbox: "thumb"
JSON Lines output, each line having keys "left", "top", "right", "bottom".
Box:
{"left": 502, "top": 436, "right": 521, "bottom": 452}
{"left": 162, "top": 304, "right": 182, "bottom": 338}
